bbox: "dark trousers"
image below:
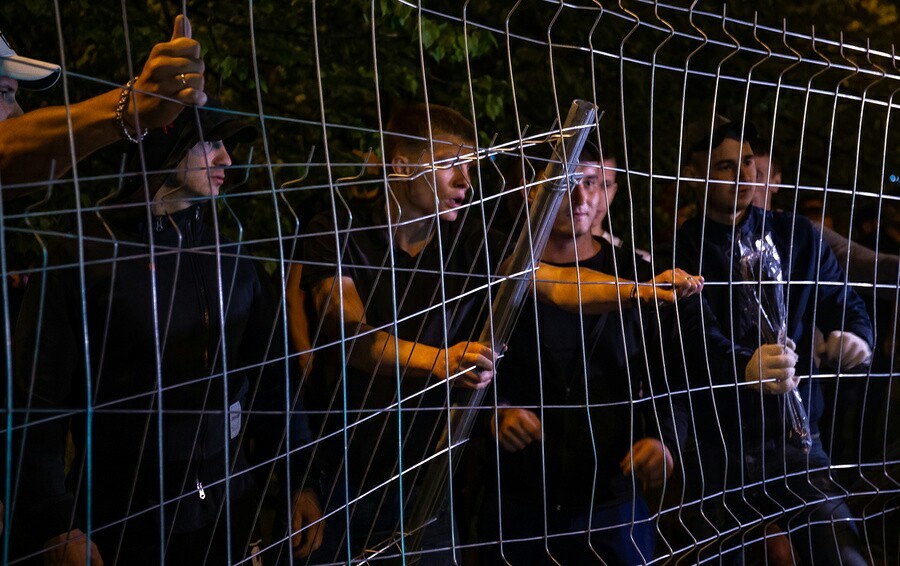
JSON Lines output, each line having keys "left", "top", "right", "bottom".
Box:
{"left": 492, "top": 495, "right": 656, "bottom": 565}
{"left": 307, "top": 481, "right": 458, "bottom": 565}
{"left": 694, "top": 437, "right": 867, "bottom": 565}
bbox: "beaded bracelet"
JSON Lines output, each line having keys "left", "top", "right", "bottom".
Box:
{"left": 115, "top": 76, "right": 147, "bottom": 143}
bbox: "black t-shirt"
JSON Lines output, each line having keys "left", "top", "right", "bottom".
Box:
{"left": 301, "top": 197, "right": 511, "bottom": 494}
{"left": 496, "top": 237, "right": 659, "bottom": 512}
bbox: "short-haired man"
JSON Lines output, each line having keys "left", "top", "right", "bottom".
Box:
{"left": 588, "top": 146, "right": 652, "bottom": 263}
{"left": 299, "top": 105, "right": 700, "bottom": 563}
{"left": 300, "top": 103, "right": 506, "bottom": 563}
{"left": 490, "top": 140, "right": 679, "bottom": 563}
{"left": 0, "top": 15, "right": 206, "bottom": 194}
{"left": 673, "top": 117, "right": 873, "bottom": 564}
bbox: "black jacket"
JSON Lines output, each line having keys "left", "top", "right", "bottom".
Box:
{"left": 13, "top": 203, "right": 311, "bottom": 548}
{"left": 672, "top": 206, "right": 873, "bottom": 485}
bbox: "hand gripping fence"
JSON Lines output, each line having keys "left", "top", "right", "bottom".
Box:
{"left": 381, "top": 99, "right": 599, "bottom": 562}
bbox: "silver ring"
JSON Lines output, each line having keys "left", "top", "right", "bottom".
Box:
{"left": 178, "top": 73, "right": 187, "bottom": 89}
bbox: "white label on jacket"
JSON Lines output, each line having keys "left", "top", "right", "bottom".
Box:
{"left": 230, "top": 401, "right": 241, "bottom": 439}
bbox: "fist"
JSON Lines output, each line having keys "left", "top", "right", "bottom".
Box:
{"left": 492, "top": 407, "right": 542, "bottom": 452}
{"left": 438, "top": 341, "right": 499, "bottom": 390}
{"left": 746, "top": 340, "right": 799, "bottom": 394}
{"left": 817, "top": 331, "right": 872, "bottom": 370}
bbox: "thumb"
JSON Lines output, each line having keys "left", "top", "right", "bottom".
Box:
{"left": 172, "top": 14, "right": 192, "bottom": 40}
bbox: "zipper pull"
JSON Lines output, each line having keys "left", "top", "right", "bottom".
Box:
{"left": 196, "top": 479, "right": 206, "bottom": 500}
{"left": 156, "top": 217, "right": 163, "bottom": 232}
{"left": 195, "top": 206, "right": 201, "bottom": 220}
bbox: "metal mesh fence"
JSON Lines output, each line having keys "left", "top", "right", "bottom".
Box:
{"left": 2, "top": 1, "right": 899, "bottom": 564}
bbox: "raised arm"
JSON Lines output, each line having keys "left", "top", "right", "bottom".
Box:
{"left": 310, "top": 275, "right": 496, "bottom": 389}
{"left": 0, "top": 15, "right": 206, "bottom": 193}
{"left": 533, "top": 264, "right": 703, "bottom": 315}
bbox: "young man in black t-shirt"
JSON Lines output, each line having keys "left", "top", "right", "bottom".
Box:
{"left": 490, "top": 142, "right": 680, "bottom": 563}
{"left": 298, "top": 106, "right": 701, "bottom": 563}
{"left": 301, "top": 104, "right": 507, "bottom": 563}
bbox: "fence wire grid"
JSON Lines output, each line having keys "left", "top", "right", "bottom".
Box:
{"left": 1, "top": 0, "right": 899, "bottom": 565}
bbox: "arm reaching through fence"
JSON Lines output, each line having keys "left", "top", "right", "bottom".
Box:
{"left": 0, "top": 14, "right": 206, "bottom": 193}
{"left": 311, "top": 275, "right": 498, "bottom": 389}
{"left": 533, "top": 264, "right": 702, "bottom": 314}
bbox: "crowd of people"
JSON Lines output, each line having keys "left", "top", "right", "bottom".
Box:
{"left": 2, "top": 15, "right": 896, "bottom": 566}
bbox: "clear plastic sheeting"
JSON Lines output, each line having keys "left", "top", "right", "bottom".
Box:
{"left": 738, "top": 232, "right": 812, "bottom": 453}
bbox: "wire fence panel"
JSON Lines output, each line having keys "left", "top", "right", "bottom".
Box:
{"left": 1, "top": 1, "right": 898, "bottom": 564}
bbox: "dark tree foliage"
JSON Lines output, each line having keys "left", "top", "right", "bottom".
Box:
{"left": 1, "top": 1, "right": 896, "bottom": 258}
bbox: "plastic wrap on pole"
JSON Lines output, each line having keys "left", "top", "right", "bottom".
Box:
{"left": 400, "top": 99, "right": 598, "bottom": 560}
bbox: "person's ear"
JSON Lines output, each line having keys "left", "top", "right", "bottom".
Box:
{"left": 772, "top": 171, "right": 782, "bottom": 188}
{"left": 681, "top": 161, "right": 697, "bottom": 181}
{"left": 391, "top": 155, "right": 413, "bottom": 177}
{"left": 525, "top": 172, "right": 547, "bottom": 205}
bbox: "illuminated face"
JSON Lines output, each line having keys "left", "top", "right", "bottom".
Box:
{"left": 0, "top": 76, "right": 22, "bottom": 122}
{"left": 396, "top": 135, "right": 473, "bottom": 222}
{"left": 697, "top": 137, "right": 757, "bottom": 222}
{"left": 552, "top": 161, "right": 607, "bottom": 239}
{"left": 171, "top": 140, "right": 232, "bottom": 199}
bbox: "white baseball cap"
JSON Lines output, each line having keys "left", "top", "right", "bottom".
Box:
{"left": 0, "top": 30, "right": 60, "bottom": 90}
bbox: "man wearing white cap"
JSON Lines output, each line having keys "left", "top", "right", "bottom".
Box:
{"left": 0, "top": 14, "right": 207, "bottom": 195}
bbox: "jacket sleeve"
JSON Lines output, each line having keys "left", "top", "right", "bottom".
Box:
{"left": 239, "top": 261, "right": 321, "bottom": 498}
{"left": 13, "top": 263, "right": 82, "bottom": 546}
{"left": 800, "top": 220, "right": 874, "bottom": 348}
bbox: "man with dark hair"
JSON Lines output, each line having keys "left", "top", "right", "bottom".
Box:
{"left": 582, "top": 141, "right": 652, "bottom": 263}
{"left": 490, "top": 141, "right": 679, "bottom": 563}
{"left": 673, "top": 116, "right": 872, "bottom": 564}
{"left": 298, "top": 103, "right": 700, "bottom": 563}
{"left": 0, "top": 15, "right": 206, "bottom": 195}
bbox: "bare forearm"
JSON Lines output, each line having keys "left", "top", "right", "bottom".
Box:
{"left": 535, "top": 264, "right": 700, "bottom": 314}
{"left": 0, "top": 89, "right": 123, "bottom": 192}
{"left": 1, "top": 14, "right": 208, "bottom": 196}
{"left": 534, "top": 263, "right": 637, "bottom": 315}
{"left": 347, "top": 325, "right": 442, "bottom": 378}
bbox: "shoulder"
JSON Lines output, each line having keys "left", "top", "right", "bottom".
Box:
{"left": 768, "top": 209, "right": 818, "bottom": 244}
{"left": 307, "top": 197, "right": 383, "bottom": 232}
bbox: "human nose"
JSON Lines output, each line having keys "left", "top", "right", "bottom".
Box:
{"left": 571, "top": 181, "right": 587, "bottom": 205}
{"left": 214, "top": 145, "right": 232, "bottom": 167}
{"left": 453, "top": 162, "right": 470, "bottom": 187}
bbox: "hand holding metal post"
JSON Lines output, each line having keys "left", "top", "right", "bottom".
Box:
{"left": 385, "top": 99, "right": 598, "bottom": 562}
